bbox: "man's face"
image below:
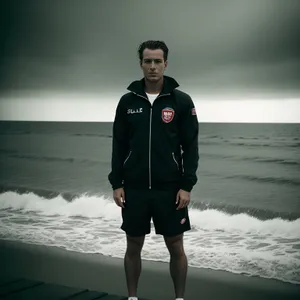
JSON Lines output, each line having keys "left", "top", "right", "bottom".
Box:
{"left": 140, "top": 48, "right": 168, "bottom": 83}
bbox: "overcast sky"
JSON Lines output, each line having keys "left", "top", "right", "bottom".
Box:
{"left": 0, "top": 0, "right": 299, "bottom": 122}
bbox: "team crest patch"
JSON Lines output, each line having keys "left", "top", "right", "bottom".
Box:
{"left": 180, "top": 218, "right": 186, "bottom": 224}
{"left": 191, "top": 107, "right": 197, "bottom": 115}
{"left": 162, "top": 107, "right": 175, "bottom": 123}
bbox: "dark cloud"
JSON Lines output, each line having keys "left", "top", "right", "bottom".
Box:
{"left": 0, "top": 0, "right": 299, "bottom": 97}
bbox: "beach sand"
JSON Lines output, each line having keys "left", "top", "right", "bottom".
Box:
{"left": 0, "top": 239, "right": 299, "bottom": 300}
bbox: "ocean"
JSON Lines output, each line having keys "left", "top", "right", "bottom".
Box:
{"left": 0, "top": 121, "right": 299, "bottom": 285}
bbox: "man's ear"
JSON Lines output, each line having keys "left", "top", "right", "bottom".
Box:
{"left": 164, "top": 60, "right": 168, "bottom": 68}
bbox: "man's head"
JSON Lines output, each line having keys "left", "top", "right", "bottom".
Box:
{"left": 138, "top": 40, "right": 168, "bottom": 83}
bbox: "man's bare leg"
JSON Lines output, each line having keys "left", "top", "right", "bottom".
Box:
{"left": 164, "top": 233, "right": 187, "bottom": 299}
{"left": 124, "top": 234, "right": 145, "bottom": 297}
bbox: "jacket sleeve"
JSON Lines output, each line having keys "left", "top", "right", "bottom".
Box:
{"left": 108, "top": 97, "right": 129, "bottom": 190}
{"left": 179, "top": 95, "right": 199, "bottom": 192}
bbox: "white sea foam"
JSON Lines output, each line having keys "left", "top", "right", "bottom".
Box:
{"left": 0, "top": 191, "right": 300, "bottom": 284}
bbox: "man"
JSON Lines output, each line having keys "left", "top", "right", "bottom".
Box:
{"left": 108, "top": 40, "right": 199, "bottom": 300}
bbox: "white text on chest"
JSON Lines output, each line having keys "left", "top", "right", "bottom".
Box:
{"left": 127, "top": 108, "right": 143, "bottom": 114}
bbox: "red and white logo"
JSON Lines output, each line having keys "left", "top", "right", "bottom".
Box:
{"left": 162, "top": 107, "right": 175, "bottom": 123}
{"left": 180, "top": 218, "right": 186, "bottom": 224}
{"left": 191, "top": 107, "right": 197, "bottom": 115}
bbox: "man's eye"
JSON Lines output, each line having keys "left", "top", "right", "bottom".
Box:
{"left": 144, "top": 60, "right": 162, "bottom": 64}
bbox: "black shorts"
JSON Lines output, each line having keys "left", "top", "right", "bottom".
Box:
{"left": 121, "top": 187, "right": 191, "bottom": 237}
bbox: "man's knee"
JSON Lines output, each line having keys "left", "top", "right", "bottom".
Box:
{"left": 126, "top": 234, "right": 145, "bottom": 257}
{"left": 164, "top": 233, "right": 185, "bottom": 258}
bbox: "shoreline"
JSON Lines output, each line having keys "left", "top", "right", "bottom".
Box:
{"left": 1, "top": 239, "right": 299, "bottom": 299}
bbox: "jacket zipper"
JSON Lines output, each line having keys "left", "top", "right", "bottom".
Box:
{"left": 172, "top": 152, "right": 179, "bottom": 170}
{"left": 123, "top": 150, "right": 132, "bottom": 166}
{"left": 149, "top": 108, "right": 152, "bottom": 189}
{"left": 133, "top": 92, "right": 170, "bottom": 189}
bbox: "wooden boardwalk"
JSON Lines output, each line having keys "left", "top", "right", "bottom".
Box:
{"left": 0, "top": 276, "right": 149, "bottom": 300}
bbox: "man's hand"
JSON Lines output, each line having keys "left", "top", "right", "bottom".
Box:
{"left": 113, "top": 187, "right": 125, "bottom": 208}
{"left": 176, "top": 189, "right": 190, "bottom": 210}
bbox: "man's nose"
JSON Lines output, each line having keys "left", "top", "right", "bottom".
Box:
{"left": 150, "top": 62, "right": 155, "bottom": 70}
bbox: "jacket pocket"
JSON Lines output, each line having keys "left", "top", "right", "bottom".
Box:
{"left": 151, "top": 150, "right": 181, "bottom": 183}
{"left": 165, "top": 151, "right": 181, "bottom": 180}
{"left": 172, "top": 152, "right": 179, "bottom": 170}
{"left": 123, "top": 150, "right": 147, "bottom": 183}
{"left": 123, "top": 150, "right": 132, "bottom": 166}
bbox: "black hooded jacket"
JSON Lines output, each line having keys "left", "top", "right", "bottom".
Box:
{"left": 108, "top": 75, "right": 199, "bottom": 192}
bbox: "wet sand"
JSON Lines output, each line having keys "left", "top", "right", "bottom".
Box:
{"left": 0, "top": 239, "right": 299, "bottom": 300}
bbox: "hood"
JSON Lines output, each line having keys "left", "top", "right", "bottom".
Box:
{"left": 127, "top": 75, "right": 180, "bottom": 97}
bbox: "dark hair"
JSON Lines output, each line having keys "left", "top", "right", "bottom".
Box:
{"left": 138, "top": 40, "right": 169, "bottom": 62}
